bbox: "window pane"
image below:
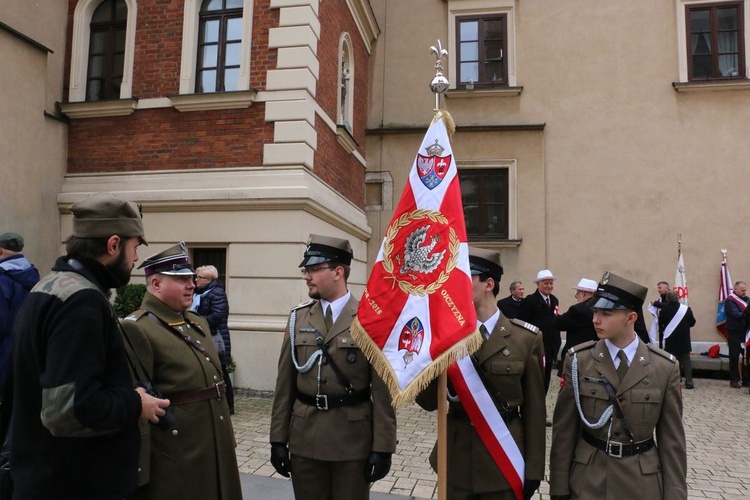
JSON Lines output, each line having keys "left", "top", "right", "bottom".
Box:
{"left": 114, "top": 28, "right": 127, "bottom": 52}
{"left": 112, "top": 53, "right": 125, "bottom": 77}
{"left": 719, "top": 54, "right": 739, "bottom": 76}
{"left": 485, "top": 60, "right": 503, "bottom": 82}
{"left": 202, "top": 0, "right": 224, "bottom": 12}
{"left": 92, "top": 0, "right": 113, "bottom": 22}
{"left": 486, "top": 206, "right": 505, "bottom": 235}
{"left": 200, "top": 70, "right": 217, "bottom": 92}
{"left": 225, "top": 42, "right": 241, "bottom": 66}
{"left": 460, "top": 62, "right": 478, "bottom": 82}
{"left": 89, "top": 55, "right": 106, "bottom": 77}
{"left": 718, "top": 31, "right": 738, "bottom": 52}
{"left": 460, "top": 42, "right": 478, "bottom": 61}
{"left": 224, "top": 68, "right": 239, "bottom": 91}
{"left": 692, "top": 55, "right": 712, "bottom": 77}
{"left": 202, "top": 45, "right": 218, "bottom": 68}
{"left": 484, "top": 19, "right": 504, "bottom": 40}
{"left": 691, "top": 33, "right": 711, "bottom": 55}
{"left": 718, "top": 7, "right": 738, "bottom": 30}
{"left": 485, "top": 39, "right": 503, "bottom": 60}
{"left": 87, "top": 80, "right": 102, "bottom": 101}
{"left": 689, "top": 10, "right": 710, "bottom": 32}
{"left": 203, "top": 20, "right": 220, "bottom": 42}
{"left": 226, "top": 0, "right": 243, "bottom": 8}
{"left": 90, "top": 31, "right": 106, "bottom": 53}
{"left": 114, "top": 0, "right": 127, "bottom": 21}
{"left": 227, "top": 17, "right": 243, "bottom": 40}
{"left": 110, "top": 77, "right": 122, "bottom": 97}
{"left": 460, "top": 21, "right": 478, "bottom": 42}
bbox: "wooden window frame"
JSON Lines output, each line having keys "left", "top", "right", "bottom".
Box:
{"left": 459, "top": 168, "right": 510, "bottom": 241}
{"left": 86, "top": 0, "right": 127, "bottom": 102}
{"left": 196, "top": 1, "right": 243, "bottom": 93}
{"left": 455, "top": 14, "right": 508, "bottom": 89}
{"left": 686, "top": 1, "right": 745, "bottom": 80}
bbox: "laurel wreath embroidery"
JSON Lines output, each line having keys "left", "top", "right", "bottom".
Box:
{"left": 382, "top": 209, "right": 459, "bottom": 296}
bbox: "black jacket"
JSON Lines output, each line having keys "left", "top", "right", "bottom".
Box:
{"left": 497, "top": 295, "right": 522, "bottom": 319}
{"left": 658, "top": 302, "right": 695, "bottom": 354}
{"left": 553, "top": 301, "right": 597, "bottom": 352}
{"left": 195, "top": 279, "right": 232, "bottom": 366}
{"left": 517, "top": 290, "right": 560, "bottom": 343}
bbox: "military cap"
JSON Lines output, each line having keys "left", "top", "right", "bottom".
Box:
{"left": 589, "top": 271, "right": 648, "bottom": 311}
{"left": 0, "top": 232, "right": 24, "bottom": 252}
{"left": 138, "top": 242, "right": 195, "bottom": 277}
{"left": 468, "top": 247, "right": 503, "bottom": 282}
{"left": 299, "top": 234, "right": 353, "bottom": 267}
{"left": 70, "top": 192, "right": 147, "bottom": 244}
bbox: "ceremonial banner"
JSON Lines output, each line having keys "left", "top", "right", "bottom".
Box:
{"left": 674, "top": 251, "right": 688, "bottom": 305}
{"left": 351, "top": 111, "right": 480, "bottom": 407}
{"left": 716, "top": 253, "right": 733, "bottom": 340}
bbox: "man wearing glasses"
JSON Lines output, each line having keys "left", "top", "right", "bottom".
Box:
{"left": 270, "top": 234, "right": 397, "bottom": 499}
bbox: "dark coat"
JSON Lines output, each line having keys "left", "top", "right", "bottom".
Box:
{"left": 553, "top": 301, "right": 596, "bottom": 352}
{"left": 517, "top": 290, "right": 560, "bottom": 345}
{"left": 725, "top": 294, "right": 748, "bottom": 338}
{"left": 658, "top": 302, "right": 695, "bottom": 354}
{"left": 195, "top": 279, "right": 231, "bottom": 366}
{"left": 497, "top": 295, "right": 522, "bottom": 319}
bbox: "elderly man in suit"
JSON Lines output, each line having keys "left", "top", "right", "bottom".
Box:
{"left": 517, "top": 270, "right": 561, "bottom": 393}
{"left": 497, "top": 280, "right": 524, "bottom": 319}
{"left": 270, "top": 234, "right": 397, "bottom": 499}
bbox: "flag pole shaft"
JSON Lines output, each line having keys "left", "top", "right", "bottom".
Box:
{"left": 437, "top": 371, "right": 448, "bottom": 500}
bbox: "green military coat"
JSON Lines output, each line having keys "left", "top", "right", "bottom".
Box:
{"left": 270, "top": 296, "right": 397, "bottom": 461}
{"left": 550, "top": 339, "right": 687, "bottom": 499}
{"left": 120, "top": 292, "right": 242, "bottom": 500}
{"left": 417, "top": 315, "right": 546, "bottom": 496}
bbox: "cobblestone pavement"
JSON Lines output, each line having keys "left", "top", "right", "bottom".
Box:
{"left": 232, "top": 376, "right": 750, "bottom": 499}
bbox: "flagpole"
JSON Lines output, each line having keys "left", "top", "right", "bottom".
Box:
{"left": 429, "top": 40, "right": 450, "bottom": 500}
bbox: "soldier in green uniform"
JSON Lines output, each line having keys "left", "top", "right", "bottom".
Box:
{"left": 270, "top": 234, "right": 397, "bottom": 499}
{"left": 120, "top": 242, "right": 242, "bottom": 500}
{"left": 417, "top": 247, "right": 546, "bottom": 499}
{"left": 549, "top": 272, "right": 687, "bottom": 500}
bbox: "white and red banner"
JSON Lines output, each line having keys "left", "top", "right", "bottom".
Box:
{"left": 351, "top": 111, "right": 481, "bottom": 407}
{"left": 674, "top": 251, "right": 688, "bottom": 305}
{"left": 716, "top": 252, "right": 733, "bottom": 340}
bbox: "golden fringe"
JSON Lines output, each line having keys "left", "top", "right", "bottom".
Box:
{"left": 350, "top": 319, "right": 483, "bottom": 408}
{"left": 431, "top": 109, "right": 456, "bottom": 140}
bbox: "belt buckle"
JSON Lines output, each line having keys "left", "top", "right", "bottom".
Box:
{"left": 215, "top": 383, "right": 222, "bottom": 399}
{"left": 607, "top": 441, "right": 623, "bottom": 458}
{"left": 315, "top": 394, "right": 329, "bottom": 410}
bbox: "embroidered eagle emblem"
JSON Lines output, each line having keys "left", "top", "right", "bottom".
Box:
{"left": 398, "top": 225, "right": 446, "bottom": 277}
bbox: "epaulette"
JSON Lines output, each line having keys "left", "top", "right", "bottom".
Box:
{"left": 184, "top": 310, "right": 204, "bottom": 323}
{"left": 291, "top": 299, "right": 316, "bottom": 311}
{"left": 509, "top": 318, "right": 540, "bottom": 334}
{"left": 568, "top": 339, "right": 597, "bottom": 354}
{"left": 647, "top": 343, "right": 677, "bottom": 363}
{"left": 121, "top": 309, "right": 148, "bottom": 322}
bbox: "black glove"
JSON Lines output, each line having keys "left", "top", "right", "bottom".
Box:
{"left": 364, "top": 451, "right": 391, "bottom": 482}
{"left": 523, "top": 479, "right": 541, "bottom": 500}
{"left": 270, "top": 443, "right": 290, "bottom": 478}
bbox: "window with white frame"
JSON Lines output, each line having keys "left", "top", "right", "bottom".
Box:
{"left": 338, "top": 33, "right": 354, "bottom": 131}
{"left": 458, "top": 160, "right": 517, "bottom": 241}
{"left": 68, "top": 0, "right": 137, "bottom": 102}
{"left": 448, "top": 0, "right": 516, "bottom": 89}
{"left": 676, "top": 0, "right": 750, "bottom": 83}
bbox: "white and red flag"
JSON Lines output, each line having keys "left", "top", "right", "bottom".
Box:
{"left": 674, "top": 249, "right": 688, "bottom": 305}
{"left": 351, "top": 111, "right": 481, "bottom": 406}
{"left": 716, "top": 251, "right": 733, "bottom": 340}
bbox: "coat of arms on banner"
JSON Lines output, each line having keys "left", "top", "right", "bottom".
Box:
{"left": 399, "top": 317, "right": 425, "bottom": 367}
{"left": 417, "top": 139, "right": 451, "bottom": 190}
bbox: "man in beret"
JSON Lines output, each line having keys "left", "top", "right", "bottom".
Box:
{"left": 270, "top": 234, "right": 397, "bottom": 499}
{"left": 417, "top": 247, "right": 545, "bottom": 499}
{"left": 10, "top": 192, "right": 170, "bottom": 499}
{"left": 549, "top": 272, "right": 687, "bottom": 500}
{"left": 0, "top": 232, "right": 39, "bottom": 396}
{"left": 120, "top": 242, "right": 242, "bottom": 499}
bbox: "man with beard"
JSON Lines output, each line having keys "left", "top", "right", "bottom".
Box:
{"left": 270, "top": 234, "right": 397, "bottom": 499}
{"left": 10, "top": 192, "right": 169, "bottom": 499}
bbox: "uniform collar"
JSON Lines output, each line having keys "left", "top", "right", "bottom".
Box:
{"left": 320, "top": 291, "right": 351, "bottom": 325}
{"left": 479, "top": 309, "right": 500, "bottom": 338}
{"left": 604, "top": 335, "right": 638, "bottom": 367}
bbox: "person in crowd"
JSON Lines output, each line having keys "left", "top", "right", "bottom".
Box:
{"left": 497, "top": 280, "right": 524, "bottom": 319}
{"left": 193, "top": 265, "right": 234, "bottom": 414}
{"left": 10, "top": 192, "right": 169, "bottom": 499}
{"left": 724, "top": 281, "right": 749, "bottom": 388}
{"left": 120, "top": 242, "right": 242, "bottom": 500}
{"left": 517, "top": 269, "right": 561, "bottom": 394}
{"left": 417, "top": 247, "right": 545, "bottom": 500}
{"left": 270, "top": 234, "right": 397, "bottom": 499}
{"left": 657, "top": 291, "right": 696, "bottom": 389}
{"left": 550, "top": 272, "right": 687, "bottom": 500}
{"left": 0, "top": 232, "right": 39, "bottom": 394}
{"left": 553, "top": 278, "right": 598, "bottom": 376}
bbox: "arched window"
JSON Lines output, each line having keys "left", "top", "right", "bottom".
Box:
{"left": 196, "top": 0, "right": 244, "bottom": 93}
{"left": 338, "top": 33, "right": 354, "bottom": 131}
{"left": 86, "top": 0, "right": 127, "bottom": 101}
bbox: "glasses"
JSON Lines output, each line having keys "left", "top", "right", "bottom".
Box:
{"left": 300, "top": 265, "right": 334, "bottom": 276}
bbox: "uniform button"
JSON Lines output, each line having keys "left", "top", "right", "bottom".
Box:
{"left": 591, "top": 389, "right": 596, "bottom": 395}
{"left": 171, "top": 430, "right": 178, "bottom": 436}
{"left": 205, "top": 357, "right": 211, "bottom": 362}
{"left": 303, "top": 339, "right": 307, "bottom": 343}
{"left": 214, "top": 375, "right": 219, "bottom": 381}
{"left": 506, "top": 367, "right": 511, "bottom": 372}
{"left": 645, "top": 395, "right": 650, "bottom": 401}
{"left": 220, "top": 415, "right": 224, "bottom": 421}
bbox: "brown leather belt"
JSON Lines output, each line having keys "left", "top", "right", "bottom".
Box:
{"left": 168, "top": 381, "right": 226, "bottom": 406}
{"left": 582, "top": 431, "right": 655, "bottom": 458}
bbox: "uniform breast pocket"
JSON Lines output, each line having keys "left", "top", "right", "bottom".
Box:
{"left": 578, "top": 380, "right": 611, "bottom": 418}
{"left": 294, "top": 331, "right": 320, "bottom": 361}
{"left": 630, "top": 389, "right": 663, "bottom": 422}
{"left": 336, "top": 336, "right": 362, "bottom": 365}
{"left": 490, "top": 360, "right": 524, "bottom": 401}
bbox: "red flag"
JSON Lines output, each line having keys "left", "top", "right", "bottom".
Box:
{"left": 351, "top": 111, "right": 480, "bottom": 406}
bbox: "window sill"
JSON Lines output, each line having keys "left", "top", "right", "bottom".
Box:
{"left": 446, "top": 87, "right": 523, "bottom": 98}
{"left": 169, "top": 90, "right": 257, "bottom": 112}
{"left": 59, "top": 98, "right": 138, "bottom": 119}
{"left": 336, "top": 124, "right": 358, "bottom": 154}
{"left": 468, "top": 239, "right": 522, "bottom": 248}
{"left": 672, "top": 80, "right": 750, "bottom": 93}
